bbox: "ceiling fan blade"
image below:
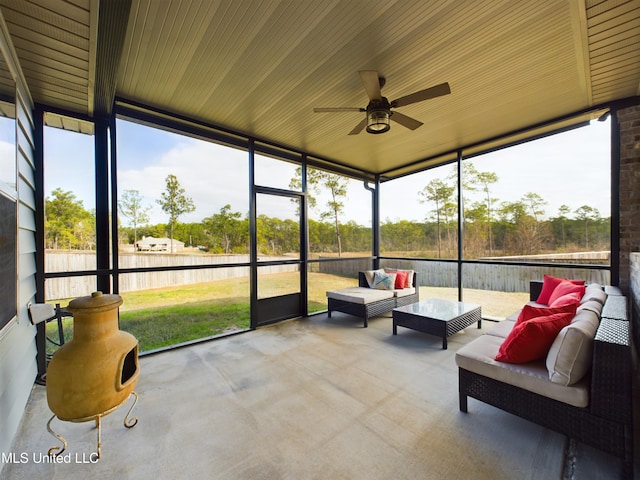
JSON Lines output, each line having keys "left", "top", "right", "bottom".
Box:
{"left": 314, "top": 107, "right": 363, "bottom": 113}
{"left": 359, "top": 70, "right": 382, "bottom": 101}
{"left": 391, "top": 82, "right": 451, "bottom": 108}
{"left": 391, "top": 111, "right": 423, "bottom": 130}
{"left": 348, "top": 118, "right": 368, "bottom": 135}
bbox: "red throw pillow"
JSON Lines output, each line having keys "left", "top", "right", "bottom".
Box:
{"left": 549, "top": 291, "right": 583, "bottom": 307}
{"left": 536, "top": 275, "right": 585, "bottom": 305}
{"left": 394, "top": 270, "right": 408, "bottom": 289}
{"left": 547, "top": 280, "right": 585, "bottom": 307}
{"left": 495, "top": 312, "right": 574, "bottom": 363}
{"left": 515, "top": 302, "right": 578, "bottom": 325}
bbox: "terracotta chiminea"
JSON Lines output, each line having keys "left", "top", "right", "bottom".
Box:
{"left": 45, "top": 291, "right": 139, "bottom": 458}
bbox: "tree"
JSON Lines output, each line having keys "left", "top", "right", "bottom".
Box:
{"left": 202, "top": 204, "right": 243, "bottom": 254}
{"left": 419, "top": 178, "right": 455, "bottom": 258}
{"left": 497, "top": 200, "right": 527, "bottom": 254}
{"left": 463, "top": 201, "right": 489, "bottom": 257}
{"left": 156, "top": 174, "right": 195, "bottom": 253}
{"left": 381, "top": 219, "right": 424, "bottom": 253}
{"left": 463, "top": 163, "right": 499, "bottom": 254}
{"left": 256, "top": 214, "right": 299, "bottom": 255}
{"left": 45, "top": 188, "right": 95, "bottom": 250}
{"left": 293, "top": 168, "right": 348, "bottom": 256}
{"left": 521, "top": 192, "right": 547, "bottom": 224}
{"left": 521, "top": 191, "right": 547, "bottom": 242}
{"left": 574, "top": 205, "right": 600, "bottom": 249}
{"left": 556, "top": 204, "right": 571, "bottom": 247}
{"left": 119, "top": 189, "right": 150, "bottom": 247}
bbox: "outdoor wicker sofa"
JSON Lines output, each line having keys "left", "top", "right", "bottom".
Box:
{"left": 455, "top": 280, "right": 633, "bottom": 476}
{"left": 326, "top": 270, "right": 419, "bottom": 327}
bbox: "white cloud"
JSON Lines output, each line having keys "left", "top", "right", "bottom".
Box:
{"left": 381, "top": 120, "right": 611, "bottom": 222}
{"left": 118, "top": 140, "right": 249, "bottom": 224}
{"left": 0, "top": 140, "right": 15, "bottom": 186}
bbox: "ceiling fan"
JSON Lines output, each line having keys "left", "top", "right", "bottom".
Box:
{"left": 313, "top": 70, "right": 451, "bottom": 135}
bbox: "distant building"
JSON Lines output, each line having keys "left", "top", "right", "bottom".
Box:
{"left": 135, "top": 236, "right": 185, "bottom": 253}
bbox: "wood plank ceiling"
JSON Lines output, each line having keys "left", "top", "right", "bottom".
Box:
{"left": 0, "top": 0, "right": 638, "bottom": 178}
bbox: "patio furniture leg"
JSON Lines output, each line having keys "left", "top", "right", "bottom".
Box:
{"left": 96, "top": 415, "right": 102, "bottom": 459}
{"left": 46, "top": 414, "right": 67, "bottom": 456}
{"left": 459, "top": 393, "right": 468, "bottom": 413}
{"left": 123, "top": 391, "right": 139, "bottom": 429}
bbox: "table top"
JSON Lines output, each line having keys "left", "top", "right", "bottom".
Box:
{"left": 393, "top": 298, "right": 481, "bottom": 322}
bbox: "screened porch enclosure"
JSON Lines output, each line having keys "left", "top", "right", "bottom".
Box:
{"left": 39, "top": 110, "right": 614, "bottom": 358}
{"left": 1, "top": 2, "right": 639, "bottom": 478}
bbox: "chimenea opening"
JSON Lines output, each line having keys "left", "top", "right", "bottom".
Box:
{"left": 120, "top": 346, "right": 138, "bottom": 387}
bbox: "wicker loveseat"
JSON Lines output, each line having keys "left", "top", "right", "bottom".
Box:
{"left": 455, "top": 280, "right": 633, "bottom": 475}
{"left": 326, "top": 270, "right": 419, "bottom": 327}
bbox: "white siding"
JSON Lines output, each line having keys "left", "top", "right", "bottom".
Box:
{"left": 0, "top": 10, "right": 37, "bottom": 468}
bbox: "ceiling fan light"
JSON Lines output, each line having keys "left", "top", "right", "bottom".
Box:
{"left": 366, "top": 109, "right": 390, "bottom": 134}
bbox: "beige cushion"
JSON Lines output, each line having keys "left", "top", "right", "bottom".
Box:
{"left": 326, "top": 287, "right": 394, "bottom": 304}
{"left": 577, "top": 299, "right": 603, "bottom": 317}
{"left": 393, "top": 287, "right": 416, "bottom": 298}
{"left": 363, "top": 269, "right": 385, "bottom": 287}
{"left": 484, "top": 320, "right": 515, "bottom": 338}
{"left": 505, "top": 310, "right": 520, "bottom": 322}
{"left": 405, "top": 269, "right": 415, "bottom": 287}
{"left": 546, "top": 309, "right": 600, "bottom": 386}
{"left": 455, "top": 334, "right": 589, "bottom": 407}
{"left": 581, "top": 284, "right": 607, "bottom": 305}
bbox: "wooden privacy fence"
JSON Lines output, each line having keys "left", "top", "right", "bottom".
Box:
{"left": 322, "top": 258, "right": 610, "bottom": 293}
{"left": 45, "top": 252, "right": 297, "bottom": 300}
{"left": 45, "top": 251, "right": 611, "bottom": 300}
{"left": 316, "top": 257, "right": 373, "bottom": 277}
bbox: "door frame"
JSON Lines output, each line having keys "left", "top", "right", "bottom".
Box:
{"left": 251, "top": 186, "right": 307, "bottom": 328}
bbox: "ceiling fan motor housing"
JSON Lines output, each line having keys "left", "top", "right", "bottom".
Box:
{"left": 366, "top": 98, "right": 391, "bottom": 134}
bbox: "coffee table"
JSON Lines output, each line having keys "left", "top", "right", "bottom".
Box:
{"left": 392, "top": 299, "right": 482, "bottom": 349}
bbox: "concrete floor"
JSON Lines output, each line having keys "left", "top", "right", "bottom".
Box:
{"left": 2, "top": 313, "right": 633, "bottom": 479}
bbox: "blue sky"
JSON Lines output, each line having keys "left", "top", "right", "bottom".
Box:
{"left": 382, "top": 119, "right": 611, "bottom": 223}
{"left": 0, "top": 116, "right": 15, "bottom": 188}
{"left": 41, "top": 117, "right": 611, "bottom": 227}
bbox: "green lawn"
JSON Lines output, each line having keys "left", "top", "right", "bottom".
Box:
{"left": 47, "top": 272, "right": 357, "bottom": 353}
{"left": 46, "top": 271, "right": 527, "bottom": 354}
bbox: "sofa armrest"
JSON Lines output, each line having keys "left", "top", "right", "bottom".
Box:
{"left": 590, "top": 317, "right": 632, "bottom": 423}
{"left": 530, "top": 280, "right": 543, "bottom": 302}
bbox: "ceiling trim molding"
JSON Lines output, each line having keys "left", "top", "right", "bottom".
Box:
{"left": 0, "top": 7, "right": 32, "bottom": 108}
{"left": 569, "top": 0, "right": 593, "bottom": 106}
{"left": 93, "top": 0, "right": 131, "bottom": 116}
{"left": 87, "top": 0, "right": 99, "bottom": 116}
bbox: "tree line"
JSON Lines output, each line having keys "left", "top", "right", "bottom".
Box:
{"left": 45, "top": 166, "right": 609, "bottom": 258}
{"left": 412, "top": 163, "right": 608, "bottom": 258}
